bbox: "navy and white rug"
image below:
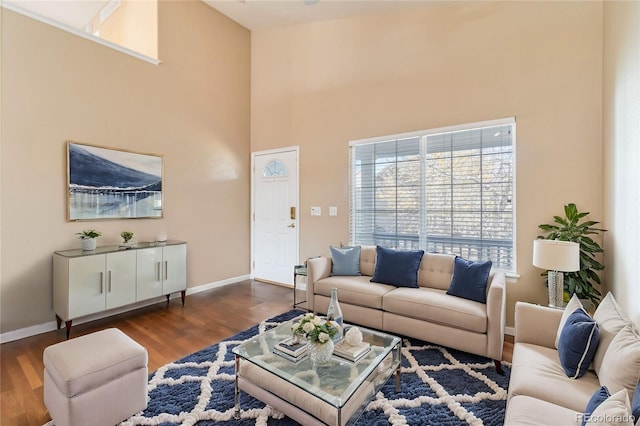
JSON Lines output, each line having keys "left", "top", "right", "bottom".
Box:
{"left": 121, "top": 310, "right": 510, "bottom": 426}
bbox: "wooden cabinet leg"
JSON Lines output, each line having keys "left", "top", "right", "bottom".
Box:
{"left": 56, "top": 315, "right": 62, "bottom": 329}
{"left": 65, "top": 320, "right": 73, "bottom": 340}
{"left": 181, "top": 290, "right": 186, "bottom": 305}
{"left": 494, "top": 359, "right": 504, "bottom": 375}
{"left": 166, "top": 294, "right": 170, "bottom": 304}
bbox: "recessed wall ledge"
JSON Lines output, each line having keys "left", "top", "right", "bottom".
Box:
{"left": 504, "top": 272, "right": 520, "bottom": 283}
{"left": 1, "top": 2, "right": 161, "bottom": 66}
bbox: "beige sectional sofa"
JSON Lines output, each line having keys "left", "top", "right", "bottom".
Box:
{"left": 506, "top": 295, "right": 640, "bottom": 425}
{"left": 306, "top": 245, "right": 507, "bottom": 371}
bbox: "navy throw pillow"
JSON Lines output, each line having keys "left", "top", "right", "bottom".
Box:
{"left": 582, "top": 386, "right": 610, "bottom": 426}
{"left": 370, "top": 246, "right": 424, "bottom": 288}
{"left": 330, "top": 245, "right": 361, "bottom": 276}
{"left": 558, "top": 308, "right": 600, "bottom": 379}
{"left": 446, "top": 256, "right": 492, "bottom": 304}
{"left": 632, "top": 382, "right": 640, "bottom": 423}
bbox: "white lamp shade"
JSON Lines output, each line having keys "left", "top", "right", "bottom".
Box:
{"left": 533, "top": 239, "right": 580, "bottom": 272}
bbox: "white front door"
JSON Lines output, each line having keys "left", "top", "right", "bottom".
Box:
{"left": 252, "top": 148, "right": 299, "bottom": 285}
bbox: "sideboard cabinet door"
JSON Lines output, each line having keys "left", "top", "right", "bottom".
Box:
{"left": 136, "top": 247, "right": 163, "bottom": 300}
{"left": 105, "top": 251, "right": 137, "bottom": 309}
{"left": 162, "top": 244, "right": 187, "bottom": 295}
{"left": 67, "top": 254, "right": 107, "bottom": 319}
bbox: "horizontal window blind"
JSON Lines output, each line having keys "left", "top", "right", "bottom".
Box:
{"left": 350, "top": 118, "right": 515, "bottom": 272}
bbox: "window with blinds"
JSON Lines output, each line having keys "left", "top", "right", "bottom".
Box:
{"left": 349, "top": 118, "right": 515, "bottom": 272}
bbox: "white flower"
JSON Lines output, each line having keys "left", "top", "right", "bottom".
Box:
{"left": 304, "top": 313, "right": 314, "bottom": 319}
{"left": 291, "top": 322, "right": 300, "bottom": 331}
{"left": 312, "top": 316, "right": 323, "bottom": 325}
{"left": 318, "top": 332, "right": 330, "bottom": 343}
{"left": 303, "top": 322, "right": 315, "bottom": 333}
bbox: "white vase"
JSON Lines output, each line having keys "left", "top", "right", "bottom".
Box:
{"left": 308, "top": 340, "right": 334, "bottom": 366}
{"left": 81, "top": 238, "right": 97, "bottom": 251}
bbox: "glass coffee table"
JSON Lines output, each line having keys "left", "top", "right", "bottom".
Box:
{"left": 233, "top": 316, "right": 402, "bottom": 426}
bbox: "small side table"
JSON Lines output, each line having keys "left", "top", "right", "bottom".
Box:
{"left": 293, "top": 264, "right": 307, "bottom": 308}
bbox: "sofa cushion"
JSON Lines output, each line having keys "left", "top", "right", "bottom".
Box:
{"left": 505, "top": 395, "right": 580, "bottom": 426}
{"left": 557, "top": 308, "right": 600, "bottom": 379}
{"left": 509, "top": 342, "right": 601, "bottom": 412}
{"left": 446, "top": 256, "right": 492, "bottom": 303}
{"left": 598, "top": 325, "right": 640, "bottom": 398}
{"left": 555, "top": 294, "right": 584, "bottom": 348}
{"left": 582, "top": 386, "right": 611, "bottom": 426}
{"left": 585, "top": 389, "right": 634, "bottom": 426}
{"left": 382, "top": 287, "right": 487, "bottom": 333}
{"left": 593, "top": 292, "right": 630, "bottom": 375}
{"left": 358, "top": 245, "right": 377, "bottom": 277}
{"left": 330, "top": 245, "right": 361, "bottom": 276}
{"left": 314, "top": 276, "right": 396, "bottom": 310}
{"left": 370, "top": 246, "right": 424, "bottom": 288}
{"left": 633, "top": 382, "right": 640, "bottom": 424}
{"left": 417, "top": 253, "right": 455, "bottom": 290}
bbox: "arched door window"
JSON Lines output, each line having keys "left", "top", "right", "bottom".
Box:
{"left": 262, "top": 160, "right": 288, "bottom": 177}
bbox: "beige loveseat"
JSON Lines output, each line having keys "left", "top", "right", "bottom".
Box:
{"left": 306, "top": 246, "right": 507, "bottom": 371}
{"left": 506, "top": 295, "right": 640, "bottom": 425}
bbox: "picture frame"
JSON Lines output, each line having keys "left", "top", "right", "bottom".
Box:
{"left": 67, "top": 141, "right": 164, "bottom": 221}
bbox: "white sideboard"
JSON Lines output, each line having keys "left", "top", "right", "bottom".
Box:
{"left": 53, "top": 240, "right": 187, "bottom": 338}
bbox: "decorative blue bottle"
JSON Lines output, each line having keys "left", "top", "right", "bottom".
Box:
{"left": 327, "top": 287, "right": 344, "bottom": 341}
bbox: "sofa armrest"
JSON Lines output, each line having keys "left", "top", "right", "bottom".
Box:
{"left": 514, "top": 301, "right": 563, "bottom": 348}
{"left": 305, "top": 257, "right": 331, "bottom": 311}
{"left": 486, "top": 272, "right": 507, "bottom": 361}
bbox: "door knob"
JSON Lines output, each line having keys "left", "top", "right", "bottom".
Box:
{"left": 287, "top": 223, "right": 296, "bottom": 228}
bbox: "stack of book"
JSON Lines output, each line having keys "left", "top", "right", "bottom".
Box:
{"left": 273, "top": 337, "right": 308, "bottom": 363}
{"left": 333, "top": 339, "right": 371, "bottom": 362}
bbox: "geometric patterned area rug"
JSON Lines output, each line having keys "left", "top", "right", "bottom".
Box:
{"left": 120, "top": 309, "right": 511, "bottom": 426}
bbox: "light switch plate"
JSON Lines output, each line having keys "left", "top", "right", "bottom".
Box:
{"left": 329, "top": 206, "right": 337, "bottom": 216}
{"left": 310, "top": 206, "right": 321, "bottom": 216}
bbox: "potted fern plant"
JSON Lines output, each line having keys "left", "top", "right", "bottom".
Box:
{"left": 537, "top": 203, "right": 606, "bottom": 308}
{"left": 76, "top": 229, "right": 102, "bottom": 251}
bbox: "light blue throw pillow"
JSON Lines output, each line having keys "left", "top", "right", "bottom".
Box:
{"left": 446, "top": 256, "right": 492, "bottom": 304}
{"left": 558, "top": 308, "right": 600, "bottom": 379}
{"left": 330, "top": 245, "right": 361, "bottom": 276}
{"left": 370, "top": 246, "right": 424, "bottom": 288}
{"left": 582, "top": 386, "right": 610, "bottom": 426}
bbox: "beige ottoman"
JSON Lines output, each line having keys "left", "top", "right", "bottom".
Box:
{"left": 44, "top": 328, "right": 148, "bottom": 426}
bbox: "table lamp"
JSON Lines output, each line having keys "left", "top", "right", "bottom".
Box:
{"left": 533, "top": 239, "right": 580, "bottom": 308}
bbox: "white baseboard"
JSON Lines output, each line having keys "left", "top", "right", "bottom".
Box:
{"left": 186, "top": 274, "right": 250, "bottom": 295}
{"left": 505, "top": 326, "right": 515, "bottom": 336}
{"left": 0, "top": 274, "right": 250, "bottom": 344}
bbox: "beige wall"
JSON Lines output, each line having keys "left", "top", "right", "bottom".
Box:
{"left": 0, "top": 0, "right": 251, "bottom": 333}
{"left": 100, "top": 0, "right": 159, "bottom": 60}
{"left": 603, "top": 1, "right": 640, "bottom": 325}
{"left": 4, "top": 0, "right": 631, "bottom": 336}
{"left": 251, "top": 1, "right": 604, "bottom": 327}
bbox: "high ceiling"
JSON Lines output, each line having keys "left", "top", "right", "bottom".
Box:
{"left": 4, "top": 0, "right": 438, "bottom": 32}
{"left": 203, "top": 0, "right": 438, "bottom": 30}
{"left": 4, "top": 0, "right": 109, "bottom": 30}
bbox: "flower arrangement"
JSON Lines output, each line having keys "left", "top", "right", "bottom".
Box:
{"left": 121, "top": 231, "right": 134, "bottom": 244}
{"left": 292, "top": 313, "right": 339, "bottom": 344}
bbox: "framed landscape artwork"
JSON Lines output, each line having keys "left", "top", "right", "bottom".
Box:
{"left": 67, "top": 141, "right": 163, "bottom": 221}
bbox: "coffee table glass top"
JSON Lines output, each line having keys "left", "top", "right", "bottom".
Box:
{"left": 232, "top": 316, "right": 401, "bottom": 408}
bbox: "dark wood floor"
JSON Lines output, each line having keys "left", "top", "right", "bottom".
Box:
{"left": 0, "top": 280, "right": 513, "bottom": 426}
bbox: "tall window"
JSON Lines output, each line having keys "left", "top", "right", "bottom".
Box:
{"left": 350, "top": 118, "right": 515, "bottom": 272}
